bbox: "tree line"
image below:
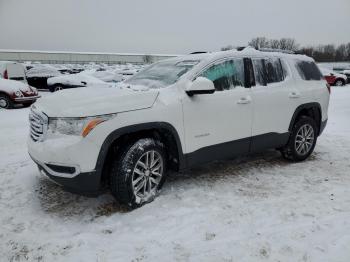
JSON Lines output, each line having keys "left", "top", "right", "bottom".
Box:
{"left": 221, "top": 37, "right": 350, "bottom": 62}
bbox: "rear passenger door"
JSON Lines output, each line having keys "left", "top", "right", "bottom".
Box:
{"left": 250, "top": 57, "right": 299, "bottom": 152}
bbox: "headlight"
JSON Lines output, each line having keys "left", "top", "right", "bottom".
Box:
{"left": 47, "top": 114, "right": 116, "bottom": 137}
{"left": 15, "top": 90, "right": 23, "bottom": 97}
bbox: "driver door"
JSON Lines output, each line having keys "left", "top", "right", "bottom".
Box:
{"left": 181, "top": 58, "right": 253, "bottom": 166}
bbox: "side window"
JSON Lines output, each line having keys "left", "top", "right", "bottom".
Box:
{"left": 295, "top": 61, "right": 323, "bottom": 81}
{"left": 200, "top": 59, "right": 245, "bottom": 91}
{"left": 252, "top": 58, "right": 285, "bottom": 86}
{"left": 264, "top": 58, "right": 284, "bottom": 84}
{"left": 252, "top": 59, "right": 267, "bottom": 86}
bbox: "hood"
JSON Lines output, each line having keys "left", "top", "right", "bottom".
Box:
{"left": 0, "top": 78, "right": 30, "bottom": 93}
{"left": 35, "top": 86, "right": 159, "bottom": 117}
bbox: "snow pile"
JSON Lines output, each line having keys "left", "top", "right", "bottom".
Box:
{"left": 0, "top": 86, "right": 350, "bottom": 261}
{"left": 47, "top": 72, "right": 109, "bottom": 88}
{"left": 0, "top": 78, "right": 30, "bottom": 93}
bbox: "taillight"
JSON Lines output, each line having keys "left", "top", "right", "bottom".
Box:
{"left": 3, "top": 70, "right": 8, "bottom": 79}
{"left": 326, "top": 83, "right": 331, "bottom": 94}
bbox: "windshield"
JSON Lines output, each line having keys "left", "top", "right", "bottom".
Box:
{"left": 125, "top": 60, "right": 199, "bottom": 89}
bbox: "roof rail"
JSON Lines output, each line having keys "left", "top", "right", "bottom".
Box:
{"left": 190, "top": 51, "right": 207, "bottom": 54}
{"left": 258, "top": 48, "right": 295, "bottom": 54}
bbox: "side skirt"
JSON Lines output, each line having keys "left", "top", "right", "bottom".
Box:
{"left": 184, "top": 132, "right": 290, "bottom": 169}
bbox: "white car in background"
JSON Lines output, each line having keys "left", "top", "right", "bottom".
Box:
{"left": 85, "top": 70, "right": 123, "bottom": 83}
{"left": 0, "top": 61, "right": 27, "bottom": 83}
{"left": 47, "top": 72, "right": 112, "bottom": 92}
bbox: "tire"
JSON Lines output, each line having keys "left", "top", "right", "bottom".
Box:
{"left": 0, "top": 94, "right": 13, "bottom": 109}
{"left": 335, "top": 79, "right": 345, "bottom": 86}
{"left": 50, "top": 85, "right": 63, "bottom": 92}
{"left": 110, "top": 138, "right": 167, "bottom": 208}
{"left": 281, "top": 116, "right": 318, "bottom": 162}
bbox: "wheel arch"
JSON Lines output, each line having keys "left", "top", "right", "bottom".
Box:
{"left": 0, "top": 90, "right": 12, "bottom": 98}
{"left": 95, "top": 122, "right": 185, "bottom": 187}
{"left": 289, "top": 103, "right": 322, "bottom": 135}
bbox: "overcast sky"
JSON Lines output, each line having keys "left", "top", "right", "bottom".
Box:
{"left": 0, "top": 0, "right": 349, "bottom": 54}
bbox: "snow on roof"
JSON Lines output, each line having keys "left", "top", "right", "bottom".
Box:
{"left": 160, "top": 47, "right": 314, "bottom": 64}
{"left": 0, "top": 49, "right": 180, "bottom": 57}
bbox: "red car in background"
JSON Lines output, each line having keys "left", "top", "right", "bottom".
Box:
{"left": 0, "top": 78, "right": 40, "bottom": 109}
{"left": 319, "top": 67, "right": 347, "bottom": 86}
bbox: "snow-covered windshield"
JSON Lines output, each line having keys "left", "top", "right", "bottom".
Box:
{"left": 125, "top": 60, "right": 199, "bottom": 89}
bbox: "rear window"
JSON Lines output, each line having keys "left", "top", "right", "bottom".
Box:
{"left": 295, "top": 61, "right": 323, "bottom": 81}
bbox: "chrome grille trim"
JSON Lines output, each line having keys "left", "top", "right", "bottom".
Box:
{"left": 29, "top": 108, "right": 48, "bottom": 142}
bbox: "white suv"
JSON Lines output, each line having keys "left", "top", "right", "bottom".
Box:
{"left": 28, "top": 48, "right": 330, "bottom": 208}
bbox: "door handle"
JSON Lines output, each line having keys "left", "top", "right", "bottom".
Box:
{"left": 289, "top": 91, "right": 300, "bottom": 98}
{"left": 237, "top": 96, "right": 251, "bottom": 104}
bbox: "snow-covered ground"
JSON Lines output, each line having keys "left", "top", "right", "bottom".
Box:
{"left": 1, "top": 86, "right": 350, "bottom": 262}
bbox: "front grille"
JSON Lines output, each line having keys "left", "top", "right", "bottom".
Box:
{"left": 29, "top": 109, "right": 48, "bottom": 142}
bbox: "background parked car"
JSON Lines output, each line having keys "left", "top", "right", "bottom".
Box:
{"left": 85, "top": 69, "right": 123, "bottom": 83}
{"left": 0, "top": 62, "right": 27, "bottom": 83}
{"left": 26, "top": 64, "right": 62, "bottom": 90}
{"left": 47, "top": 72, "right": 111, "bottom": 92}
{"left": 319, "top": 67, "right": 347, "bottom": 86}
{"left": 0, "top": 78, "right": 40, "bottom": 109}
{"left": 338, "top": 69, "right": 350, "bottom": 84}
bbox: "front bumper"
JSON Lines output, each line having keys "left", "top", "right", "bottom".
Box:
{"left": 14, "top": 95, "right": 41, "bottom": 102}
{"left": 30, "top": 154, "right": 101, "bottom": 195}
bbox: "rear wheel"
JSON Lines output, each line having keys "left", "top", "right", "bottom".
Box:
{"left": 110, "top": 138, "right": 167, "bottom": 208}
{"left": 50, "top": 85, "right": 63, "bottom": 92}
{"left": 0, "top": 94, "right": 13, "bottom": 109}
{"left": 281, "top": 116, "right": 318, "bottom": 161}
{"left": 335, "top": 79, "right": 344, "bottom": 86}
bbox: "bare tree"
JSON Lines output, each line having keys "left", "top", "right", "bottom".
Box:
{"left": 279, "top": 38, "right": 299, "bottom": 51}
{"left": 269, "top": 39, "right": 280, "bottom": 49}
{"left": 221, "top": 45, "right": 234, "bottom": 51}
{"left": 248, "top": 37, "right": 270, "bottom": 49}
{"left": 335, "top": 44, "right": 347, "bottom": 61}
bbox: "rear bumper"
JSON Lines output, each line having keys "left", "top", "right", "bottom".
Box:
{"left": 319, "top": 119, "right": 327, "bottom": 135}
{"left": 30, "top": 154, "right": 101, "bottom": 196}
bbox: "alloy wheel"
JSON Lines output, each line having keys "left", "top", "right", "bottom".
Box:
{"left": 55, "top": 86, "right": 63, "bottom": 92}
{"left": 294, "top": 124, "right": 315, "bottom": 156}
{"left": 0, "top": 97, "right": 8, "bottom": 108}
{"left": 132, "top": 150, "right": 164, "bottom": 201}
{"left": 335, "top": 80, "right": 343, "bottom": 86}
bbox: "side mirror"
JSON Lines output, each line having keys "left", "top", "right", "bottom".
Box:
{"left": 81, "top": 81, "right": 87, "bottom": 86}
{"left": 186, "top": 77, "right": 215, "bottom": 96}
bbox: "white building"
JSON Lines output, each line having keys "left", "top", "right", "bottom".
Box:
{"left": 0, "top": 49, "right": 178, "bottom": 64}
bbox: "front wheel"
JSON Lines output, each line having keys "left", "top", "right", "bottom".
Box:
{"left": 0, "top": 94, "right": 13, "bottom": 109}
{"left": 110, "top": 138, "right": 167, "bottom": 208}
{"left": 281, "top": 116, "right": 318, "bottom": 161}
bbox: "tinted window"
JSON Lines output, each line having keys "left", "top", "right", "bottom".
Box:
{"left": 265, "top": 58, "right": 284, "bottom": 83}
{"left": 295, "top": 61, "right": 323, "bottom": 81}
{"left": 252, "top": 58, "right": 285, "bottom": 86}
{"left": 252, "top": 59, "right": 267, "bottom": 86}
{"left": 201, "top": 59, "right": 245, "bottom": 91}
